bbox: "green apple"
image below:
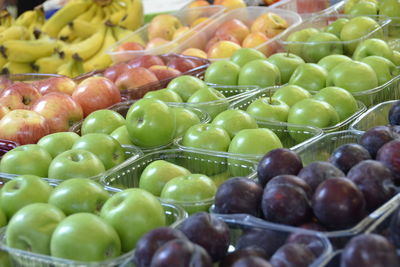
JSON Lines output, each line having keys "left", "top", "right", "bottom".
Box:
{"left": 110, "top": 125, "right": 134, "bottom": 146}
{"left": 0, "top": 175, "right": 52, "bottom": 219}
{"left": 327, "top": 60, "right": 378, "bottom": 92}
{"left": 288, "top": 99, "right": 340, "bottom": 129}
{"left": 6, "top": 203, "right": 65, "bottom": 255}
{"left": 379, "top": 0, "right": 400, "bottom": 25}
{"left": 50, "top": 213, "right": 121, "bottom": 262}
{"left": 266, "top": 53, "right": 305, "bottom": 84}
{"left": 360, "top": 56, "right": 399, "bottom": 85}
{"left": 204, "top": 60, "right": 240, "bottom": 85}
{"left": 0, "top": 207, "right": 6, "bottom": 227}
{"left": 348, "top": 0, "right": 378, "bottom": 16}
{"left": 288, "top": 63, "right": 328, "bottom": 91}
{"left": 272, "top": 85, "right": 311, "bottom": 107}
{"left": 246, "top": 97, "right": 290, "bottom": 122}
{"left": 48, "top": 178, "right": 110, "bottom": 215}
{"left": 171, "top": 107, "right": 201, "bottom": 138}
{"left": 324, "top": 18, "right": 349, "bottom": 38}
{"left": 313, "top": 86, "right": 359, "bottom": 120}
{"left": 302, "top": 32, "right": 343, "bottom": 63}
{"left": 353, "top": 38, "right": 394, "bottom": 62}
{"left": 238, "top": 59, "right": 281, "bottom": 88}
{"left": 393, "top": 51, "right": 400, "bottom": 65}
{"left": 126, "top": 98, "right": 176, "bottom": 148}
{"left": 344, "top": 0, "right": 378, "bottom": 13}
{"left": 210, "top": 170, "right": 230, "bottom": 188}
{"left": 0, "top": 144, "right": 52, "bottom": 177}
{"left": 317, "top": 54, "right": 352, "bottom": 72}
{"left": 286, "top": 27, "right": 320, "bottom": 57}
{"left": 0, "top": 251, "right": 11, "bottom": 267}
{"left": 81, "top": 109, "right": 125, "bottom": 135}
{"left": 160, "top": 174, "right": 217, "bottom": 214}
{"left": 143, "top": 88, "right": 183, "bottom": 103}
{"left": 48, "top": 149, "right": 106, "bottom": 180}
{"left": 139, "top": 160, "right": 191, "bottom": 196}
{"left": 182, "top": 123, "right": 231, "bottom": 152}
{"left": 211, "top": 109, "right": 258, "bottom": 138}
{"left": 100, "top": 188, "right": 166, "bottom": 252}
{"left": 167, "top": 75, "right": 208, "bottom": 102}
{"left": 72, "top": 133, "right": 126, "bottom": 170}
{"left": 186, "top": 87, "right": 229, "bottom": 119}
{"left": 37, "top": 132, "right": 80, "bottom": 158}
{"left": 230, "top": 48, "right": 266, "bottom": 67}
{"left": 340, "top": 16, "right": 383, "bottom": 55}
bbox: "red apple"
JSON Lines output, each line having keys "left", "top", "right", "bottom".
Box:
{"left": 215, "top": 19, "right": 250, "bottom": 43}
{"left": 115, "top": 67, "right": 159, "bottom": 90}
{"left": 127, "top": 55, "right": 165, "bottom": 69}
{"left": 72, "top": 77, "right": 121, "bottom": 117}
{"left": 0, "top": 77, "right": 12, "bottom": 93}
{"left": 166, "top": 57, "right": 198, "bottom": 73}
{"left": 35, "top": 76, "right": 77, "bottom": 96}
{"left": 0, "top": 109, "right": 50, "bottom": 145}
{"left": 205, "top": 34, "right": 240, "bottom": 53}
{"left": 0, "top": 105, "right": 10, "bottom": 119}
{"left": 0, "top": 82, "right": 42, "bottom": 110}
{"left": 103, "top": 63, "right": 131, "bottom": 82}
{"left": 148, "top": 65, "right": 182, "bottom": 80}
{"left": 31, "top": 92, "right": 83, "bottom": 133}
{"left": 115, "top": 41, "right": 145, "bottom": 52}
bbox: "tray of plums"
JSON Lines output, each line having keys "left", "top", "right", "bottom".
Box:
{"left": 210, "top": 98, "right": 400, "bottom": 249}
{"left": 132, "top": 211, "right": 332, "bottom": 267}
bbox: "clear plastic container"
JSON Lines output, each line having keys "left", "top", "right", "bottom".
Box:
{"left": 229, "top": 86, "right": 367, "bottom": 133}
{"left": 101, "top": 148, "right": 258, "bottom": 214}
{"left": 175, "top": 6, "right": 302, "bottom": 60}
{"left": 0, "top": 201, "right": 187, "bottom": 267}
{"left": 270, "top": 0, "right": 337, "bottom": 18}
{"left": 350, "top": 100, "right": 397, "bottom": 133}
{"left": 175, "top": 120, "right": 323, "bottom": 161}
{"left": 107, "top": 5, "right": 226, "bottom": 63}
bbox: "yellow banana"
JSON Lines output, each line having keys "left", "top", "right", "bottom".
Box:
{"left": 0, "top": 53, "right": 7, "bottom": 70}
{"left": 1, "top": 39, "right": 59, "bottom": 63}
{"left": 62, "top": 25, "right": 106, "bottom": 60}
{"left": 0, "top": 10, "right": 14, "bottom": 27}
{"left": 14, "top": 10, "right": 37, "bottom": 28}
{"left": 119, "top": 0, "right": 143, "bottom": 31}
{"left": 69, "top": 19, "right": 100, "bottom": 39}
{"left": 57, "top": 54, "right": 85, "bottom": 78}
{"left": 58, "top": 23, "right": 75, "bottom": 41}
{"left": 42, "top": 0, "right": 92, "bottom": 38}
{"left": 28, "top": 7, "right": 46, "bottom": 34}
{"left": 112, "top": 25, "right": 144, "bottom": 44}
{"left": 109, "top": 9, "right": 126, "bottom": 25}
{"left": 2, "top": 61, "right": 33, "bottom": 75}
{"left": 33, "top": 53, "right": 67, "bottom": 74}
{"left": 103, "top": 4, "right": 114, "bottom": 19}
{"left": 75, "top": 2, "right": 97, "bottom": 22}
{"left": 83, "top": 25, "right": 115, "bottom": 72}
{"left": 0, "top": 26, "right": 30, "bottom": 43}
{"left": 91, "top": 4, "right": 106, "bottom": 24}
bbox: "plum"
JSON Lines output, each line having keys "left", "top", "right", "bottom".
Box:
{"left": 266, "top": 175, "right": 312, "bottom": 199}
{"left": 341, "top": 234, "right": 399, "bottom": 267}
{"left": 389, "top": 100, "right": 400, "bottom": 126}
{"left": 269, "top": 243, "right": 316, "bottom": 267}
{"left": 312, "top": 178, "right": 366, "bottom": 230}
{"left": 231, "top": 256, "right": 272, "bottom": 267}
{"left": 286, "top": 223, "right": 328, "bottom": 257}
{"left": 347, "top": 160, "right": 396, "bottom": 212}
{"left": 377, "top": 139, "right": 400, "bottom": 184}
{"left": 134, "top": 227, "right": 187, "bottom": 267}
{"left": 297, "top": 161, "right": 344, "bottom": 192}
{"left": 329, "top": 143, "right": 371, "bottom": 174}
{"left": 179, "top": 212, "right": 230, "bottom": 262}
{"left": 257, "top": 148, "right": 303, "bottom": 187}
{"left": 214, "top": 177, "right": 263, "bottom": 217}
{"left": 360, "top": 126, "right": 399, "bottom": 158}
{"left": 219, "top": 247, "right": 267, "bottom": 267}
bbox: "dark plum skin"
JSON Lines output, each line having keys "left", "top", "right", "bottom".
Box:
{"left": 341, "top": 234, "right": 400, "bottom": 267}
{"left": 389, "top": 208, "right": 400, "bottom": 249}
{"left": 231, "top": 256, "right": 272, "bottom": 267}
{"left": 347, "top": 160, "right": 397, "bottom": 212}
{"left": 297, "top": 161, "right": 344, "bottom": 192}
{"left": 269, "top": 243, "right": 316, "bottom": 267}
{"left": 179, "top": 212, "right": 230, "bottom": 262}
{"left": 261, "top": 185, "right": 312, "bottom": 226}
{"left": 360, "top": 126, "right": 399, "bottom": 158}
{"left": 312, "top": 178, "right": 366, "bottom": 230}
{"left": 214, "top": 177, "right": 263, "bottom": 217}
{"left": 377, "top": 139, "right": 400, "bottom": 184}
{"left": 257, "top": 148, "right": 303, "bottom": 187}
{"left": 219, "top": 247, "right": 267, "bottom": 267}
{"left": 329, "top": 143, "right": 371, "bottom": 174}
{"left": 134, "top": 227, "right": 187, "bottom": 267}
{"left": 266, "top": 175, "right": 312, "bottom": 199}
{"left": 150, "top": 239, "right": 213, "bottom": 267}
{"left": 286, "top": 223, "right": 328, "bottom": 257}
{"left": 236, "top": 228, "right": 287, "bottom": 258}
{"left": 389, "top": 100, "right": 400, "bottom": 126}
{"left": 390, "top": 125, "right": 400, "bottom": 135}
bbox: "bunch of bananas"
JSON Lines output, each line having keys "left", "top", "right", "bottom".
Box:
{"left": 0, "top": 0, "right": 144, "bottom": 77}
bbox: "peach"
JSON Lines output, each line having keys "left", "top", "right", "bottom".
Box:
{"left": 188, "top": 0, "right": 210, "bottom": 8}
{"left": 172, "top": 26, "right": 191, "bottom": 40}
{"left": 147, "top": 14, "right": 183, "bottom": 41}
{"left": 115, "top": 42, "right": 145, "bottom": 52}
{"left": 214, "top": 0, "right": 246, "bottom": 11}
{"left": 190, "top": 17, "right": 210, "bottom": 28}
{"left": 207, "top": 40, "right": 241, "bottom": 59}
{"left": 146, "top": 37, "right": 170, "bottom": 50}
{"left": 251, "top": 13, "right": 289, "bottom": 38}
{"left": 181, "top": 48, "right": 208, "bottom": 59}
{"left": 205, "top": 33, "right": 240, "bottom": 52}
{"left": 242, "top": 32, "right": 274, "bottom": 55}
{"left": 215, "top": 19, "right": 250, "bottom": 44}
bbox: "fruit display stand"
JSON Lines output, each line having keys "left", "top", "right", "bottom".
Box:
{"left": 0, "top": 139, "right": 18, "bottom": 158}
{"left": 101, "top": 148, "right": 258, "bottom": 215}
{"left": 230, "top": 87, "right": 367, "bottom": 132}
{"left": 107, "top": 5, "right": 226, "bottom": 63}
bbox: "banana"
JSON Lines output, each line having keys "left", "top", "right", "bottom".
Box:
{"left": 0, "top": 25, "right": 30, "bottom": 43}
{"left": 0, "top": 10, "right": 14, "bottom": 28}
{"left": 62, "top": 24, "right": 106, "bottom": 60}
{"left": 14, "top": 10, "right": 37, "bottom": 28}
{"left": 28, "top": 7, "right": 46, "bottom": 34}
{"left": 57, "top": 54, "right": 85, "bottom": 78}
{"left": 1, "top": 39, "right": 59, "bottom": 63}
{"left": 2, "top": 61, "right": 33, "bottom": 75}
{"left": 69, "top": 19, "right": 100, "bottom": 39}
{"left": 119, "top": 0, "right": 143, "bottom": 31}
{"left": 112, "top": 25, "right": 144, "bottom": 44}
{"left": 58, "top": 23, "right": 75, "bottom": 41}
{"left": 0, "top": 53, "right": 7, "bottom": 70}
{"left": 75, "top": 2, "right": 97, "bottom": 22}
{"left": 42, "top": 0, "right": 92, "bottom": 38}
{"left": 91, "top": 4, "right": 106, "bottom": 24}
{"left": 33, "top": 52, "right": 67, "bottom": 74}
{"left": 109, "top": 9, "right": 126, "bottom": 25}
{"left": 83, "top": 25, "right": 115, "bottom": 72}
